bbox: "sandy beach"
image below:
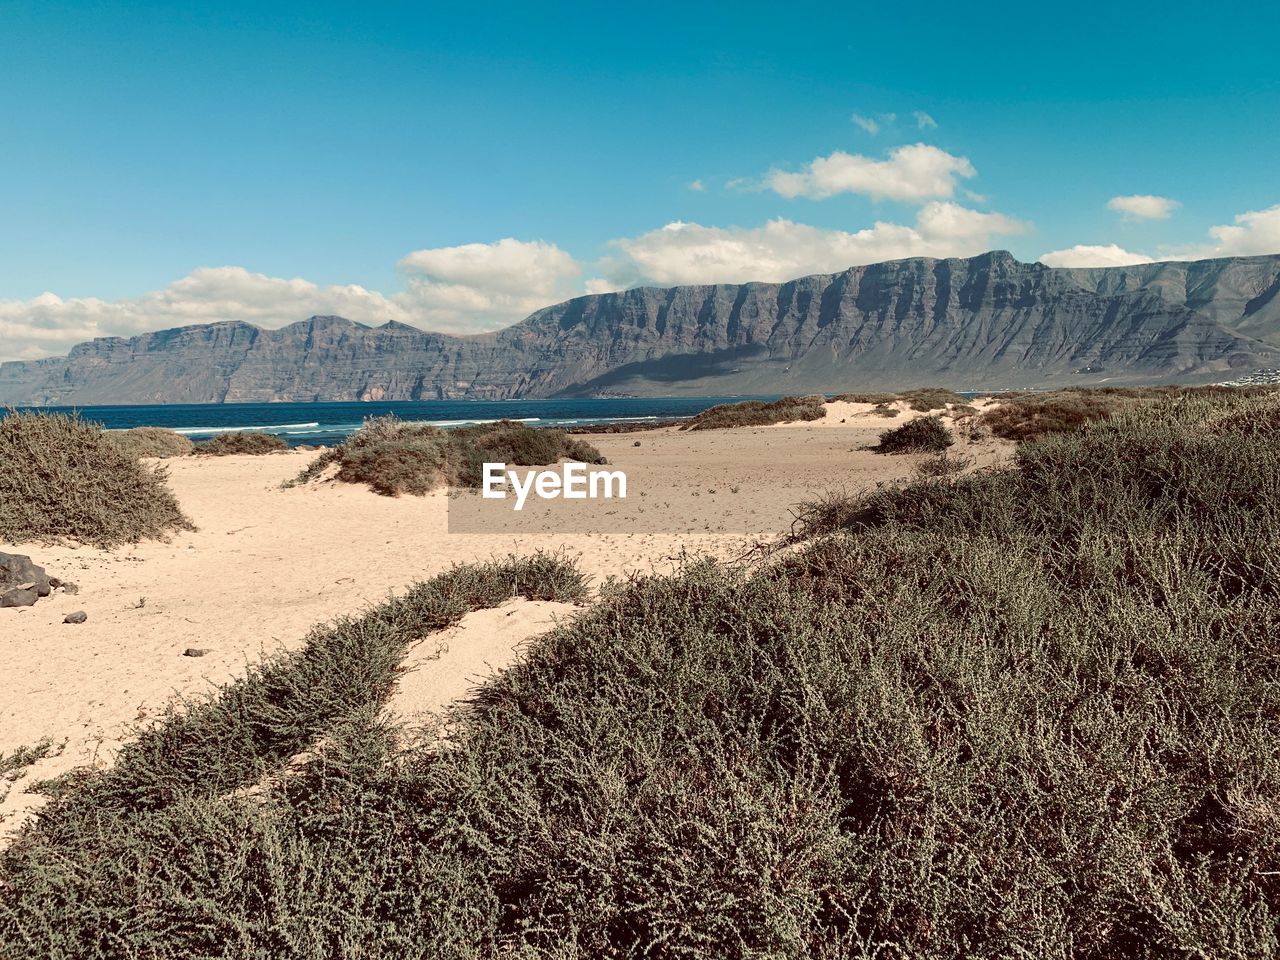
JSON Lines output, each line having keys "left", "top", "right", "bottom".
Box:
{"left": 0, "top": 400, "right": 1009, "bottom": 839}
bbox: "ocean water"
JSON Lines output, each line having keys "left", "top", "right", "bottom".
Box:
{"left": 24, "top": 397, "right": 779, "bottom": 447}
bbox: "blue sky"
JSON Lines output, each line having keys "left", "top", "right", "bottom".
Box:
{"left": 2, "top": 0, "right": 1279, "bottom": 359}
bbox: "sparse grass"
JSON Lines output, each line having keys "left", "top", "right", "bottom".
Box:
{"left": 0, "top": 740, "right": 60, "bottom": 781}
{"left": 873, "top": 414, "right": 954, "bottom": 454}
{"left": 0, "top": 410, "right": 194, "bottom": 548}
{"left": 680, "top": 395, "right": 826, "bottom": 430}
{"left": 193, "top": 431, "right": 289, "bottom": 456}
{"left": 110, "top": 427, "right": 194, "bottom": 459}
{"left": 4, "top": 395, "right": 1280, "bottom": 957}
{"left": 290, "top": 416, "right": 606, "bottom": 496}
{"left": 871, "top": 402, "right": 899, "bottom": 417}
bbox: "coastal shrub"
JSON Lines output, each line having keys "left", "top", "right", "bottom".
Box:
{"left": 899, "top": 386, "right": 967, "bottom": 411}
{"left": 978, "top": 386, "right": 1280, "bottom": 442}
{"left": 872, "top": 402, "right": 899, "bottom": 417}
{"left": 193, "top": 431, "right": 289, "bottom": 456}
{"left": 110, "top": 427, "right": 194, "bottom": 459}
{"left": 912, "top": 450, "right": 973, "bottom": 478}
{"left": 5, "top": 394, "right": 1280, "bottom": 957}
{"left": 979, "top": 390, "right": 1132, "bottom": 441}
{"left": 830, "top": 389, "right": 966, "bottom": 412}
{"left": 680, "top": 395, "right": 826, "bottom": 430}
{"left": 874, "top": 414, "right": 954, "bottom": 453}
{"left": 291, "top": 416, "right": 605, "bottom": 496}
{"left": 0, "top": 410, "right": 194, "bottom": 547}
{"left": 830, "top": 391, "right": 899, "bottom": 404}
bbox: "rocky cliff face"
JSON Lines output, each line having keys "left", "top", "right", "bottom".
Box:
{"left": 3, "top": 251, "right": 1278, "bottom": 404}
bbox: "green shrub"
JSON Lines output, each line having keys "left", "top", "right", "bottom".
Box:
{"left": 194, "top": 431, "right": 289, "bottom": 456}
{"left": 0, "top": 410, "right": 194, "bottom": 547}
{"left": 110, "top": 427, "right": 194, "bottom": 459}
{"left": 291, "top": 416, "right": 605, "bottom": 496}
{"left": 6, "top": 395, "right": 1280, "bottom": 957}
{"left": 680, "top": 395, "right": 826, "bottom": 430}
{"left": 874, "top": 414, "right": 954, "bottom": 453}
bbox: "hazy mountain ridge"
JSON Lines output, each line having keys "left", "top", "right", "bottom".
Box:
{"left": 3, "top": 250, "right": 1278, "bottom": 404}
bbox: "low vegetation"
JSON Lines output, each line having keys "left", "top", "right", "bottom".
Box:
{"left": 110, "top": 427, "right": 194, "bottom": 459}
{"left": 4, "top": 393, "right": 1280, "bottom": 956}
{"left": 290, "top": 416, "right": 605, "bottom": 496}
{"left": 873, "top": 414, "right": 954, "bottom": 453}
{"left": 679, "top": 395, "right": 826, "bottom": 430}
{"left": 0, "top": 410, "right": 194, "bottom": 547}
{"left": 912, "top": 450, "right": 973, "bottom": 477}
{"left": 832, "top": 387, "right": 967, "bottom": 412}
{"left": 980, "top": 384, "right": 1280, "bottom": 442}
{"left": 193, "top": 431, "right": 290, "bottom": 456}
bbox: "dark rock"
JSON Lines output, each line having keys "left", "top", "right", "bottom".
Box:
{"left": 183, "top": 648, "right": 211, "bottom": 657}
{"left": 1, "top": 552, "right": 53, "bottom": 608}
{"left": 1, "top": 252, "right": 1278, "bottom": 404}
{"left": 633, "top": 440, "right": 642, "bottom": 447}
{"left": 64, "top": 611, "right": 87, "bottom": 624}
{"left": 1, "top": 588, "right": 39, "bottom": 608}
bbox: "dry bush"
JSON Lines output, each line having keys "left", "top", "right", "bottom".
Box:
{"left": 5, "top": 396, "right": 1280, "bottom": 956}
{"left": 980, "top": 391, "right": 1133, "bottom": 441}
{"left": 680, "top": 395, "right": 826, "bottom": 430}
{"left": 872, "top": 402, "right": 900, "bottom": 417}
{"left": 0, "top": 410, "right": 194, "bottom": 547}
{"left": 291, "top": 416, "right": 605, "bottom": 496}
{"left": 913, "top": 451, "right": 973, "bottom": 478}
{"left": 194, "top": 432, "right": 289, "bottom": 456}
{"left": 831, "top": 391, "right": 900, "bottom": 404}
{"left": 899, "top": 387, "right": 967, "bottom": 411}
{"left": 874, "top": 415, "right": 954, "bottom": 454}
{"left": 110, "top": 427, "right": 194, "bottom": 459}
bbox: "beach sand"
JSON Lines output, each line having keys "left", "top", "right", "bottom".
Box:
{"left": 0, "top": 400, "right": 1009, "bottom": 838}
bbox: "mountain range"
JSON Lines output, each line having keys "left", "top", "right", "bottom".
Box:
{"left": 3, "top": 250, "right": 1279, "bottom": 404}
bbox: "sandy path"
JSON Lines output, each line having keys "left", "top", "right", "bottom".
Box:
{"left": 0, "top": 402, "right": 1011, "bottom": 838}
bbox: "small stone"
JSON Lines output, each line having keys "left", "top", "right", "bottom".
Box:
{"left": 183, "top": 648, "right": 211, "bottom": 657}
{"left": 633, "top": 440, "right": 642, "bottom": 447}
{"left": 61, "top": 581, "right": 80, "bottom": 595}
{"left": 64, "top": 611, "right": 88, "bottom": 624}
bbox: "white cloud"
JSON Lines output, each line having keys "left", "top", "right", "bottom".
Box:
{"left": 1107, "top": 194, "right": 1180, "bottom": 220}
{"left": 0, "top": 239, "right": 588, "bottom": 362}
{"left": 851, "top": 113, "right": 880, "bottom": 135}
{"left": 688, "top": 179, "right": 705, "bottom": 192}
{"left": 1037, "top": 202, "right": 1280, "bottom": 270}
{"left": 1038, "top": 244, "right": 1156, "bottom": 268}
{"left": 0, "top": 267, "right": 408, "bottom": 362}
{"left": 597, "top": 203, "right": 1028, "bottom": 287}
{"left": 766, "top": 144, "right": 977, "bottom": 202}
{"left": 1188, "top": 203, "right": 1280, "bottom": 258}
{"left": 913, "top": 110, "right": 938, "bottom": 129}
